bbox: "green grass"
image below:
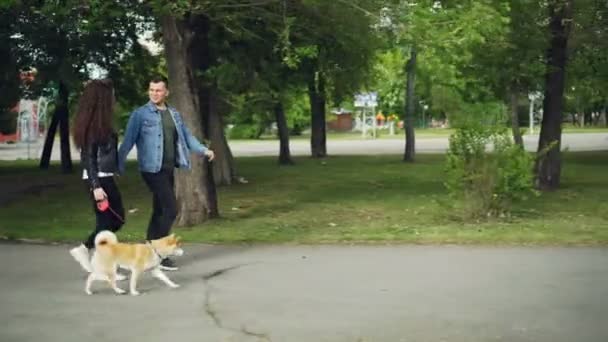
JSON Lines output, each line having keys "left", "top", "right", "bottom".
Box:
{"left": 1, "top": 153, "right": 608, "bottom": 245}
{"left": 561, "top": 124, "right": 608, "bottom": 133}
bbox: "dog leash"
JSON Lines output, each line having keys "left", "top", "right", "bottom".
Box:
{"left": 145, "top": 241, "right": 164, "bottom": 260}
{"left": 97, "top": 199, "right": 125, "bottom": 223}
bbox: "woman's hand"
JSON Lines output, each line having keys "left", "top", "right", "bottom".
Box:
{"left": 93, "top": 187, "right": 107, "bottom": 201}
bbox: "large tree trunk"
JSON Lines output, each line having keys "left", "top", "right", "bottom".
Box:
{"left": 208, "top": 88, "right": 237, "bottom": 186}
{"left": 403, "top": 48, "right": 416, "bottom": 162}
{"left": 161, "top": 15, "right": 212, "bottom": 225}
{"left": 39, "top": 81, "right": 72, "bottom": 173}
{"left": 275, "top": 101, "right": 294, "bottom": 165}
{"left": 510, "top": 90, "right": 524, "bottom": 147}
{"left": 535, "top": 0, "right": 572, "bottom": 191}
{"left": 190, "top": 14, "right": 236, "bottom": 187}
{"left": 308, "top": 71, "right": 326, "bottom": 158}
{"left": 200, "top": 86, "right": 221, "bottom": 217}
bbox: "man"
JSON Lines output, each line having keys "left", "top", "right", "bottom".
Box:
{"left": 118, "top": 76, "right": 214, "bottom": 271}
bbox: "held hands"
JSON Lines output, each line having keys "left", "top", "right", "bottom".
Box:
{"left": 204, "top": 149, "right": 215, "bottom": 161}
{"left": 93, "top": 187, "right": 107, "bottom": 201}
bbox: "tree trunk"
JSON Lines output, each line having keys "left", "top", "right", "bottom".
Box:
{"left": 275, "top": 101, "right": 294, "bottom": 165}
{"left": 308, "top": 71, "right": 327, "bottom": 158}
{"left": 39, "top": 108, "right": 58, "bottom": 169}
{"left": 161, "top": 15, "right": 211, "bottom": 225}
{"left": 510, "top": 90, "right": 523, "bottom": 147}
{"left": 403, "top": 48, "right": 416, "bottom": 162}
{"left": 535, "top": 0, "right": 572, "bottom": 191}
{"left": 199, "top": 85, "right": 220, "bottom": 218}
{"left": 40, "top": 81, "right": 72, "bottom": 173}
{"left": 189, "top": 14, "right": 236, "bottom": 187}
{"left": 209, "top": 90, "right": 237, "bottom": 186}
{"left": 204, "top": 156, "right": 219, "bottom": 218}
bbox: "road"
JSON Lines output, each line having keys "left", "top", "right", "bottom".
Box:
{"left": 1, "top": 242, "right": 607, "bottom": 342}
{"left": 1, "top": 133, "right": 606, "bottom": 161}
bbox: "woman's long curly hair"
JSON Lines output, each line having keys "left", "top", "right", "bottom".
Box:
{"left": 72, "top": 79, "right": 115, "bottom": 149}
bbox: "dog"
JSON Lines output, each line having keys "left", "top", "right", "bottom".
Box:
{"left": 85, "top": 230, "right": 184, "bottom": 296}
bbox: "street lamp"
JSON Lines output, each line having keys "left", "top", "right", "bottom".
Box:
{"left": 420, "top": 100, "right": 428, "bottom": 128}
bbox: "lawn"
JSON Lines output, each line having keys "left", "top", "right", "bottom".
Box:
{"left": 1, "top": 152, "right": 607, "bottom": 245}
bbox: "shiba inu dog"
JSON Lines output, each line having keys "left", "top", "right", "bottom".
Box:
{"left": 85, "top": 230, "right": 184, "bottom": 296}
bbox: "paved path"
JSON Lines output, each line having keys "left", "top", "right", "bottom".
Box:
{"left": 1, "top": 242, "right": 607, "bottom": 341}
{"left": 1, "top": 133, "right": 607, "bottom": 161}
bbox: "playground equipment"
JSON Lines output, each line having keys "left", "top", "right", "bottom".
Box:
{"left": 0, "top": 68, "right": 51, "bottom": 159}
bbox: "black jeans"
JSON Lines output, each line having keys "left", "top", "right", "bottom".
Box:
{"left": 84, "top": 177, "right": 125, "bottom": 249}
{"left": 141, "top": 169, "right": 177, "bottom": 240}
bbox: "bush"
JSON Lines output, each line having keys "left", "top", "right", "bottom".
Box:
{"left": 444, "top": 125, "right": 537, "bottom": 220}
{"left": 227, "top": 123, "right": 265, "bottom": 139}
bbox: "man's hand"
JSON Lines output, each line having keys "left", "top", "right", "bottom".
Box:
{"left": 204, "top": 149, "right": 215, "bottom": 161}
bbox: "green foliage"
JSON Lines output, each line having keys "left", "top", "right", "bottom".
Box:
{"left": 564, "top": 0, "right": 608, "bottom": 117}
{"left": 226, "top": 93, "right": 273, "bottom": 139}
{"left": 108, "top": 41, "right": 165, "bottom": 132}
{"left": 444, "top": 125, "right": 537, "bottom": 220}
{"left": 225, "top": 88, "right": 310, "bottom": 139}
{"left": 0, "top": 17, "right": 20, "bottom": 135}
{"left": 373, "top": 49, "right": 406, "bottom": 115}
{"left": 7, "top": 0, "right": 144, "bottom": 100}
{"left": 284, "top": 90, "right": 310, "bottom": 135}
{"left": 449, "top": 101, "right": 508, "bottom": 128}
{"left": 288, "top": 0, "right": 382, "bottom": 102}
{"left": 465, "top": 0, "right": 546, "bottom": 108}
{"left": 227, "top": 124, "right": 264, "bottom": 140}
{"left": 373, "top": 0, "right": 514, "bottom": 125}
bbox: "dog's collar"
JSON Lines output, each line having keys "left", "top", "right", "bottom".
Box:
{"left": 146, "top": 241, "right": 164, "bottom": 260}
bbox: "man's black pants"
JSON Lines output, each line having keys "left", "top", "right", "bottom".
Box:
{"left": 141, "top": 169, "right": 177, "bottom": 240}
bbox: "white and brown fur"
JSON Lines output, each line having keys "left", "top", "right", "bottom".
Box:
{"left": 85, "top": 230, "right": 184, "bottom": 296}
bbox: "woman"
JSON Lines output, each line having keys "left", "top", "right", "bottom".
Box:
{"left": 69, "top": 79, "right": 125, "bottom": 273}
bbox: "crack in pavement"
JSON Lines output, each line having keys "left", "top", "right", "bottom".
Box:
{"left": 202, "top": 263, "right": 272, "bottom": 341}
{"left": 202, "top": 264, "right": 246, "bottom": 281}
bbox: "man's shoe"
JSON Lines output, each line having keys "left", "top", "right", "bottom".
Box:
{"left": 160, "top": 258, "right": 178, "bottom": 271}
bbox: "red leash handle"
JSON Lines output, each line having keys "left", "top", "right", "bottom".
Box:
{"left": 97, "top": 199, "right": 109, "bottom": 211}
{"left": 96, "top": 199, "right": 124, "bottom": 223}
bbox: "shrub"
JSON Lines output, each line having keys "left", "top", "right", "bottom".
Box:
{"left": 444, "top": 125, "right": 537, "bottom": 219}
{"left": 227, "top": 123, "right": 265, "bottom": 139}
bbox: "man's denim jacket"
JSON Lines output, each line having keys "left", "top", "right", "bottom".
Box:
{"left": 118, "top": 102, "right": 207, "bottom": 173}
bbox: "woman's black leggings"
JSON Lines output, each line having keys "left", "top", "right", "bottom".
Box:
{"left": 83, "top": 177, "right": 125, "bottom": 249}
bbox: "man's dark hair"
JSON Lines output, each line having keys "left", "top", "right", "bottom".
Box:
{"left": 150, "top": 75, "right": 169, "bottom": 88}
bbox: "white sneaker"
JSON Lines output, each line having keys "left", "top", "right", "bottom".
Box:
{"left": 69, "top": 244, "right": 92, "bottom": 273}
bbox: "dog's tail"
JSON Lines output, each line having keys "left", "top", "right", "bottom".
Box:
{"left": 95, "top": 230, "right": 118, "bottom": 248}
